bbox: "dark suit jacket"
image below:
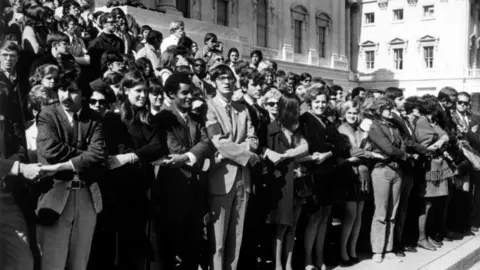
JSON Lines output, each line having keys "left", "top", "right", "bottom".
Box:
{"left": 390, "top": 111, "right": 428, "bottom": 156}
{"left": 0, "top": 159, "right": 14, "bottom": 178}
{"left": 238, "top": 98, "right": 270, "bottom": 151}
{"left": 36, "top": 104, "right": 107, "bottom": 215}
{"left": 155, "top": 106, "right": 213, "bottom": 221}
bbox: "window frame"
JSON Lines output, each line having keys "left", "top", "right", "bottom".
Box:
{"left": 318, "top": 26, "right": 326, "bottom": 58}
{"left": 393, "top": 48, "right": 403, "bottom": 70}
{"left": 290, "top": 5, "right": 308, "bottom": 55}
{"left": 256, "top": 0, "right": 268, "bottom": 48}
{"left": 365, "top": 12, "right": 375, "bottom": 24}
{"left": 216, "top": 0, "right": 229, "bottom": 26}
{"left": 365, "top": 50, "right": 375, "bottom": 70}
{"left": 393, "top": 9, "right": 404, "bottom": 21}
{"left": 423, "top": 46, "right": 434, "bottom": 69}
{"left": 294, "top": 19, "right": 303, "bottom": 54}
{"left": 423, "top": 5, "right": 435, "bottom": 18}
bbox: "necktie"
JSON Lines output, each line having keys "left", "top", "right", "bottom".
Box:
{"left": 225, "top": 104, "right": 232, "bottom": 124}
{"left": 73, "top": 113, "right": 79, "bottom": 147}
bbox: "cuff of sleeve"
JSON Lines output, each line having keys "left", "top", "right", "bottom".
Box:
{"left": 69, "top": 160, "right": 76, "bottom": 172}
{"left": 185, "top": 152, "right": 197, "bottom": 166}
{"left": 10, "top": 161, "right": 20, "bottom": 176}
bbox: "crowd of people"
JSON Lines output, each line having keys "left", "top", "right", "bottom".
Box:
{"left": 2, "top": 1, "right": 480, "bottom": 270}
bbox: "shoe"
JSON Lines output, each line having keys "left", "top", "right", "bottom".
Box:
{"left": 418, "top": 239, "right": 436, "bottom": 251}
{"left": 395, "top": 250, "right": 406, "bottom": 257}
{"left": 305, "top": 265, "right": 318, "bottom": 270}
{"left": 445, "top": 231, "right": 463, "bottom": 241}
{"left": 429, "top": 238, "right": 442, "bottom": 249}
{"left": 350, "top": 257, "right": 360, "bottom": 264}
{"left": 385, "top": 252, "right": 403, "bottom": 262}
{"left": 372, "top": 253, "right": 383, "bottom": 263}
{"left": 404, "top": 246, "right": 418, "bottom": 253}
{"left": 471, "top": 226, "right": 479, "bottom": 232}
{"left": 430, "top": 238, "right": 443, "bottom": 246}
{"left": 464, "top": 231, "right": 475, "bottom": 237}
{"left": 339, "top": 259, "right": 354, "bottom": 267}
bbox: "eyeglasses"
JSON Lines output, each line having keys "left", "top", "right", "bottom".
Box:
{"left": 266, "top": 102, "right": 279, "bottom": 107}
{"left": 216, "top": 75, "right": 234, "bottom": 82}
{"left": 458, "top": 101, "right": 470, "bottom": 106}
{"left": 89, "top": 99, "right": 108, "bottom": 106}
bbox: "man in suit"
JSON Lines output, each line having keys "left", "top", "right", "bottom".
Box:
{"left": 36, "top": 76, "right": 107, "bottom": 270}
{"left": 236, "top": 67, "right": 270, "bottom": 270}
{"left": 155, "top": 73, "right": 214, "bottom": 270}
{"left": 0, "top": 40, "right": 43, "bottom": 270}
{"left": 205, "top": 64, "right": 259, "bottom": 270}
{"left": 192, "top": 58, "right": 216, "bottom": 99}
{"left": 386, "top": 87, "right": 430, "bottom": 256}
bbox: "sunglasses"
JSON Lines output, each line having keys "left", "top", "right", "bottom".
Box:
{"left": 266, "top": 102, "right": 279, "bottom": 107}
{"left": 89, "top": 99, "right": 108, "bottom": 106}
{"left": 458, "top": 101, "right": 470, "bottom": 106}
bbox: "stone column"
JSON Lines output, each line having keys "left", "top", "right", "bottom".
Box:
{"left": 307, "top": 0, "right": 318, "bottom": 65}
{"left": 281, "top": 1, "right": 294, "bottom": 62}
{"left": 157, "top": 0, "right": 183, "bottom": 16}
{"left": 339, "top": 0, "right": 346, "bottom": 57}
{"left": 331, "top": 0, "right": 340, "bottom": 56}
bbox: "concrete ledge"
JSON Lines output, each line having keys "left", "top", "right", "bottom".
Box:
{"left": 420, "top": 235, "right": 480, "bottom": 270}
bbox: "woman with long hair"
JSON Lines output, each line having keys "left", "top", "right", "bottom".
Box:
{"left": 147, "top": 78, "right": 164, "bottom": 116}
{"left": 135, "top": 57, "right": 154, "bottom": 79}
{"left": 368, "top": 97, "right": 407, "bottom": 263}
{"left": 337, "top": 101, "right": 385, "bottom": 266}
{"left": 415, "top": 96, "right": 453, "bottom": 251}
{"left": 107, "top": 70, "right": 167, "bottom": 270}
{"left": 29, "top": 64, "right": 60, "bottom": 103}
{"left": 265, "top": 93, "right": 308, "bottom": 270}
{"left": 299, "top": 85, "right": 349, "bottom": 270}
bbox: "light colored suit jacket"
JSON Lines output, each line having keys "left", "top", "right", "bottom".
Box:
{"left": 205, "top": 96, "right": 258, "bottom": 195}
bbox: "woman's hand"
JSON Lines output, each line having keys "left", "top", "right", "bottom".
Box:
{"left": 371, "top": 152, "right": 386, "bottom": 160}
{"left": 313, "top": 152, "right": 332, "bottom": 164}
{"left": 346, "top": 157, "right": 360, "bottom": 163}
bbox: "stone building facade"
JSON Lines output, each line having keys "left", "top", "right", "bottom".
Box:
{"left": 96, "top": 0, "right": 357, "bottom": 89}
{"left": 350, "top": 0, "right": 480, "bottom": 95}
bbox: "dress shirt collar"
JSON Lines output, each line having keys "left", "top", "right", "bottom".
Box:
{"left": 216, "top": 96, "right": 232, "bottom": 108}
{"left": 62, "top": 105, "right": 82, "bottom": 125}
{"left": 1, "top": 69, "right": 16, "bottom": 83}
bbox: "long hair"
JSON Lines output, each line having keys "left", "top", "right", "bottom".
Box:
{"left": 120, "top": 70, "right": 150, "bottom": 126}
{"left": 29, "top": 64, "right": 60, "bottom": 87}
{"left": 278, "top": 93, "right": 300, "bottom": 132}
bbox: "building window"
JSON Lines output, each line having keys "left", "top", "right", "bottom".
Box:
{"left": 176, "top": 0, "right": 189, "bottom": 18}
{"left": 423, "top": 5, "right": 434, "bottom": 18}
{"left": 393, "top": 48, "right": 403, "bottom": 70}
{"left": 365, "top": 12, "right": 375, "bottom": 24}
{"left": 294, "top": 20, "right": 302, "bottom": 53}
{"left": 365, "top": 51, "right": 375, "bottom": 70}
{"left": 318, "top": 26, "right": 326, "bottom": 58}
{"left": 423, "top": 46, "right": 434, "bottom": 68}
{"left": 217, "top": 0, "right": 228, "bottom": 26}
{"left": 393, "top": 9, "right": 404, "bottom": 21}
{"left": 256, "top": 0, "right": 268, "bottom": 47}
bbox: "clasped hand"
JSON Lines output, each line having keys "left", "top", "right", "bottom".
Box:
{"left": 20, "top": 163, "right": 65, "bottom": 181}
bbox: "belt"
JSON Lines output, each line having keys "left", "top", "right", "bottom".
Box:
{"left": 68, "top": 180, "right": 87, "bottom": 190}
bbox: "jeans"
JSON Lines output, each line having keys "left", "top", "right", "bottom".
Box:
{"left": 394, "top": 172, "right": 414, "bottom": 249}
{"left": 370, "top": 166, "right": 402, "bottom": 254}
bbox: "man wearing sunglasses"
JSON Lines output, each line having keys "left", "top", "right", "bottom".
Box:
{"left": 454, "top": 92, "right": 472, "bottom": 136}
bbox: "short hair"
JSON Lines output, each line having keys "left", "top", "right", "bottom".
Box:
{"left": 102, "top": 72, "right": 123, "bottom": 85}
{"left": 0, "top": 40, "right": 21, "bottom": 55}
{"left": 331, "top": 85, "right": 343, "bottom": 93}
{"left": 178, "top": 36, "right": 193, "bottom": 51}
{"left": 204, "top": 32, "right": 217, "bottom": 44}
{"left": 90, "top": 85, "right": 112, "bottom": 105}
{"left": 262, "top": 87, "right": 282, "bottom": 105}
{"left": 174, "top": 65, "right": 193, "bottom": 76}
{"left": 300, "top": 73, "right": 312, "bottom": 82}
{"left": 458, "top": 91, "right": 471, "bottom": 101}
{"left": 93, "top": 11, "right": 104, "bottom": 21}
{"left": 305, "top": 84, "right": 330, "bottom": 105}
{"left": 275, "top": 70, "right": 286, "bottom": 77}
{"left": 227, "top": 47, "right": 239, "bottom": 59}
{"left": 29, "top": 64, "right": 60, "bottom": 86}
{"left": 384, "top": 87, "right": 404, "bottom": 101}
{"left": 47, "top": 32, "right": 69, "bottom": 48}
{"left": 404, "top": 96, "right": 420, "bottom": 115}
{"left": 209, "top": 64, "right": 236, "bottom": 82}
{"left": 312, "top": 77, "right": 324, "bottom": 84}
{"left": 60, "top": 14, "right": 79, "bottom": 31}
{"left": 147, "top": 77, "right": 164, "bottom": 96}
{"left": 28, "top": 85, "right": 56, "bottom": 113}
{"left": 101, "top": 51, "right": 123, "bottom": 72}
{"left": 160, "top": 47, "right": 176, "bottom": 70}
{"left": 239, "top": 68, "right": 263, "bottom": 89}
{"left": 340, "top": 100, "right": 361, "bottom": 121}
{"left": 164, "top": 73, "right": 192, "bottom": 96}
{"left": 146, "top": 30, "right": 163, "bottom": 46}
{"left": 141, "top": 25, "right": 152, "bottom": 32}
{"left": 438, "top": 86, "right": 458, "bottom": 101}
{"left": 250, "top": 50, "right": 263, "bottom": 61}
{"left": 257, "top": 59, "right": 277, "bottom": 73}
{"left": 100, "top": 13, "right": 115, "bottom": 28}
{"left": 351, "top": 87, "right": 365, "bottom": 99}
{"left": 286, "top": 72, "right": 297, "bottom": 84}
{"left": 62, "top": 1, "right": 81, "bottom": 16}
{"left": 418, "top": 96, "right": 439, "bottom": 116}
{"left": 169, "top": 20, "right": 185, "bottom": 34}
